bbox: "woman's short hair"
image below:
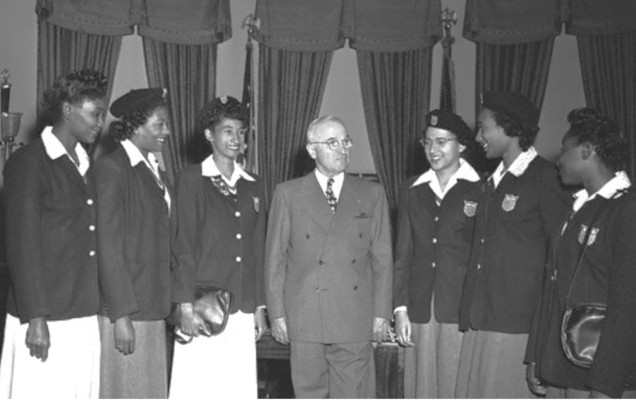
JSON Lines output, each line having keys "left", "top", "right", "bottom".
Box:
{"left": 567, "top": 108, "right": 627, "bottom": 172}
{"left": 481, "top": 91, "right": 540, "bottom": 151}
{"left": 196, "top": 96, "right": 248, "bottom": 135}
{"left": 109, "top": 88, "right": 167, "bottom": 142}
{"left": 42, "top": 69, "right": 108, "bottom": 126}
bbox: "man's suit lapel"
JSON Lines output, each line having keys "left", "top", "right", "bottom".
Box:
{"left": 327, "top": 175, "right": 360, "bottom": 238}
{"left": 299, "top": 173, "right": 334, "bottom": 233}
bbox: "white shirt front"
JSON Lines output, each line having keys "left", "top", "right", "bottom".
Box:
{"left": 315, "top": 169, "right": 344, "bottom": 200}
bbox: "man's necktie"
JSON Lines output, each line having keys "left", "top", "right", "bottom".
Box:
{"left": 325, "top": 178, "right": 337, "bottom": 213}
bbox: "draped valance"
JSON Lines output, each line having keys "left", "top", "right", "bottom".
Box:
{"left": 254, "top": 0, "right": 442, "bottom": 52}
{"left": 566, "top": 0, "right": 636, "bottom": 36}
{"left": 35, "top": 0, "right": 231, "bottom": 45}
{"left": 464, "top": 0, "right": 636, "bottom": 44}
{"left": 463, "top": 0, "right": 561, "bottom": 45}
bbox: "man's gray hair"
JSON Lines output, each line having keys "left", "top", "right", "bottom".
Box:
{"left": 306, "top": 115, "right": 347, "bottom": 143}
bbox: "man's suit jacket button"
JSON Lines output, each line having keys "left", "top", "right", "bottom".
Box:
{"left": 351, "top": 259, "right": 356, "bottom": 264}
{"left": 319, "top": 260, "right": 324, "bottom": 265}
{"left": 353, "top": 286, "right": 358, "bottom": 291}
{"left": 359, "top": 233, "right": 363, "bottom": 238}
{"left": 306, "top": 234, "right": 310, "bottom": 239}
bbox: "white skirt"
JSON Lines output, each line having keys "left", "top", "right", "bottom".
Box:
{"left": 169, "top": 311, "right": 257, "bottom": 399}
{"left": 0, "top": 314, "right": 100, "bottom": 399}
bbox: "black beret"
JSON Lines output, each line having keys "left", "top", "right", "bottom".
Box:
{"left": 481, "top": 91, "right": 539, "bottom": 126}
{"left": 110, "top": 88, "right": 167, "bottom": 118}
{"left": 425, "top": 109, "right": 472, "bottom": 140}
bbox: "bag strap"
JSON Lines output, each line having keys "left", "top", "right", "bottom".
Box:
{"left": 564, "top": 190, "right": 624, "bottom": 306}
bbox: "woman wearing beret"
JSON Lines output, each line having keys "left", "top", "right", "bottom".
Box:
{"left": 526, "top": 109, "right": 636, "bottom": 398}
{"left": 393, "top": 110, "right": 481, "bottom": 398}
{"left": 456, "top": 91, "right": 571, "bottom": 398}
{"left": 0, "top": 70, "right": 107, "bottom": 398}
{"left": 93, "top": 88, "right": 173, "bottom": 398}
{"left": 169, "top": 96, "right": 267, "bottom": 398}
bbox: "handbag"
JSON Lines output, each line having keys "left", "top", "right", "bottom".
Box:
{"left": 559, "top": 195, "right": 618, "bottom": 368}
{"left": 168, "top": 286, "right": 233, "bottom": 344}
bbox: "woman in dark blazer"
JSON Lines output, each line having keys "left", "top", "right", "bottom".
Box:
{"left": 169, "top": 96, "right": 266, "bottom": 398}
{"left": 393, "top": 110, "right": 481, "bottom": 398}
{"left": 93, "top": 88, "right": 173, "bottom": 398}
{"left": 526, "top": 108, "right": 636, "bottom": 398}
{"left": 456, "top": 91, "right": 571, "bottom": 398}
{"left": 0, "top": 70, "right": 107, "bottom": 398}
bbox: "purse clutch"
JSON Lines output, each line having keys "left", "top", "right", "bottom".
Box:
{"left": 168, "top": 286, "right": 233, "bottom": 344}
{"left": 561, "top": 303, "right": 606, "bottom": 368}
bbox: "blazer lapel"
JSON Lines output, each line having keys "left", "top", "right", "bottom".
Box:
{"left": 415, "top": 184, "right": 438, "bottom": 216}
{"left": 135, "top": 164, "right": 165, "bottom": 198}
{"left": 57, "top": 157, "right": 89, "bottom": 194}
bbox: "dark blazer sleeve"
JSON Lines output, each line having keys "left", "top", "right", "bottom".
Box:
{"left": 94, "top": 157, "right": 139, "bottom": 321}
{"left": 253, "top": 181, "right": 267, "bottom": 308}
{"left": 589, "top": 199, "right": 636, "bottom": 397}
{"left": 171, "top": 168, "right": 199, "bottom": 304}
{"left": 392, "top": 181, "right": 413, "bottom": 310}
{"left": 370, "top": 185, "right": 393, "bottom": 320}
{"left": 3, "top": 149, "right": 50, "bottom": 320}
{"left": 538, "top": 164, "right": 571, "bottom": 236}
{"left": 264, "top": 184, "right": 291, "bottom": 319}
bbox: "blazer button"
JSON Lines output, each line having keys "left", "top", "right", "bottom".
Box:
{"left": 353, "top": 285, "right": 358, "bottom": 291}
{"left": 86, "top": 198, "right": 94, "bottom": 206}
{"left": 477, "top": 264, "right": 482, "bottom": 270}
{"left": 306, "top": 234, "right": 310, "bottom": 239}
{"left": 236, "top": 233, "right": 242, "bottom": 239}
{"left": 89, "top": 225, "right": 95, "bottom": 232}
{"left": 319, "top": 260, "right": 324, "bottom": 265}
{"left": 351, "top": 259, "right": 356, "bottom": 264}
{"left": 431, "top": 262, "right": 436, "bottom": 268}
{"left": 89, "top": 250, "right": 96, "bottom": 257}
{"left": 235, "top": 211, "right": 241, "bottom": 217}
{"left": 236, "top": 256, "right": 242, "bottom": 262}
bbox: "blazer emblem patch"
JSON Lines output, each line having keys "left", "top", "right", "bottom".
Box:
{"left": 463, "top": 200, "right": 478, "bottom": 217}
{"left": 253, "top": 196, "right": 260, "bottom": 213}
{"left": 501, "top": 194, "right": 519, "bottom": 212}
{"left": 578, "top": 224, "right": 588, "bottom": 245}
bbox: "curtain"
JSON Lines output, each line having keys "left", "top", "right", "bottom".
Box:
{"left": 257, "top": 47, "right": 333, "bottom": 203}
{"left": 142, "top": 39, "right": 218, "bottom": 182}
{"left": 36, "top": 21, "right": 121, "bottom": 129}
{"left": 577, "top": 31, "right": 636, "bottom": 177}
{"left": 357, "top": 48, "right": 433, "bottom": 215}
{"left": 475, "top": 38, "right": 555, "bottom": 113}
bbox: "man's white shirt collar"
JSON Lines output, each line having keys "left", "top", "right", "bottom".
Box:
{"left": 315, "top": 169, "right": 345, "bottom": 199}
{"left": 491, "top": 146, "right": 538, "bottom": 188}
{"left": 572, "top": 171, "right": 631, "bottom": 212}
{"left": 410, "top": 158, "right": 480, "bottom": 200}
{"left": 41, "top": 126, "right": 90, "bottom": 176}
{"left": 201, "top": 154, "right": 255, "bottom": 187}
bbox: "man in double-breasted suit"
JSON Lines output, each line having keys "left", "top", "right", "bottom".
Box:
{"left": 265, "top": 115, "right": 392, "bottom": 398}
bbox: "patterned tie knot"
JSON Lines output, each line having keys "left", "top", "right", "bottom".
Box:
{"left": 325, "top": 178, "right": 337, "bottom": 213}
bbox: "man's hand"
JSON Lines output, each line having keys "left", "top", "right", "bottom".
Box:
{"left": 114, "top": 315, "right": 135, "bottom": 355}
{"left": 395, "top": 310, "right": 414, "bottom": 347}
{"left": 526, "top": 362, "right": 546, "bottom": 396}
{"left": 26, "top": 317, "right": 50, "bottom": 362}
{"left": 254, "top": 308, "right": 267, "bottom": 341}
{"left": 373, "top": 317, "right": 389, "bottom": 344}
{"left": 270, "top": 317, "right": 289, "bottom": 345}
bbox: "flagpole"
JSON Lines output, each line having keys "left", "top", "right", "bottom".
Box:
{"left": 242, "top": 14, "right": 260, "bottom": 174}
{"left": 440, "top": 8, "right": 457, "bottom": 113}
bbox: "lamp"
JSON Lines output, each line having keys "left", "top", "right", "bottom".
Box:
{"left": 0, "top": 69, "right": 23, "bottom": 167}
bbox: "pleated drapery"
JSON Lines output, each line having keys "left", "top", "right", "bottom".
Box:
{"left": 257, "top": 47, "right": 333, "bottom": 203}
{"left": 357, "top": 48, "right": 434, "bottom": 215}
{"left": 36, "top": 17, "right": 121, "bottom": 152}
{"left": 577, "top": 31, "right": 636, "bottom": 177}
{"left": 142, "top": 39, "right": 218, "bottom": 182}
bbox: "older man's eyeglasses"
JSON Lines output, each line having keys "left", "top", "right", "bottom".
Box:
{"left": 419, "top": 137, "right": 457, "bottom": 148}
{"left": 310, "top": 137, "right": 353, "bottom": 151}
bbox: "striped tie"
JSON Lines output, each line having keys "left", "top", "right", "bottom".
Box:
{"left": 325, "top": 178, "right": 337, "bottom": 213}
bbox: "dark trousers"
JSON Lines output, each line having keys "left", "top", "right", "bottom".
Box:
{"left": 290, "top": 340, "right": 375, "bottom": 398}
